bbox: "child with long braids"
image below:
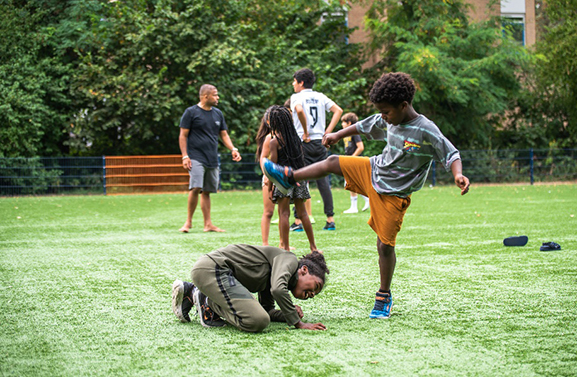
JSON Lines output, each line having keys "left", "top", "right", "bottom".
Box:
{"left": 265, "top": 105, "right": 318, "bottom": 252}
{"left": 255, "top": 108, "right": 275, "bottom": 246}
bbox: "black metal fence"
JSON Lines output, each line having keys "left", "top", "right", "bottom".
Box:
{"left": 430, "top": 148, "right": 577, "bottom": 186}
{"left": 1, "top": 148, "right": 575, "bottom": 196}
{"left": 0, "top": 156, "right": 105, "bottom": 196}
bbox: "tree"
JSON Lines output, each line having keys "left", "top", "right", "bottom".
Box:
{"left": 364, "top": 0, "right": 532, "bottom": 150}
{"left": 0, "top": 1, "right": 77, "bottom": 157}
{"left": 68, "top": 0, "right": 367, "bottom": 156}
{"left": 507, "top": 0, "right": 577, "bottom": 148}
{"left": 1, "top": 0, "right": 367, "bottom": 157}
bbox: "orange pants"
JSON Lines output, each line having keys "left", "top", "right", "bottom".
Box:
{"left": 339, "top": 156, "right": 411, "bottom": 246}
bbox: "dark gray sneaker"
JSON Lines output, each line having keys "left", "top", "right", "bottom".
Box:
{"left": 172, "top": 279, "right": 196, "bottom": 323}
{"left": 290, "top": 222, "right": 304, "bottom": 232}
{"left": 322, "top": 221, "right": 336, "bottom": 231}
{"left": 194, "top": 290, "right": 226, "bottom": 328}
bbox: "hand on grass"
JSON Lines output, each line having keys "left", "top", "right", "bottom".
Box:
{"left": 295, "top": 320, "right": 326, "bottom": 331}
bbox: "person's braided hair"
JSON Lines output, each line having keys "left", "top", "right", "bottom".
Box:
{"left": 269, "top": 105, "right": 305, "bottom": 170}
{"left": 255, "top": 107, "right": 273, "bottom": 163}
{"left": 298, "top": 251, "right": 330, "bottom": 284}
{"left": 369, "top": 72, "right": 416, "bottom": 107}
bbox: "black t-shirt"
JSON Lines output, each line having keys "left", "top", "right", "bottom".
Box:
{"left": 179, "top": 105, "right": 227, "bottom": 168}
{"left": 344, "top": 134, "right": 362, "bottom": 156}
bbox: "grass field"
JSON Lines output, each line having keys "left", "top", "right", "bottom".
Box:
{"left": 1, "top": 184, "right": 576, "bottom": 376}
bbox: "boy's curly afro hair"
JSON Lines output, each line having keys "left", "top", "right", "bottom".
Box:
{"left": 369, "top": 72, "right": 416, "bottom": 107}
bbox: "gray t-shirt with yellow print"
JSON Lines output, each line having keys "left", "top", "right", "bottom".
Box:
{"left": 355, "top": 113, "right": 461, "bottom": 198}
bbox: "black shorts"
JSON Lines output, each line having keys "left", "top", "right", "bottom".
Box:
{"left": 303, "top": 139, "right": 328, "bottom": 166}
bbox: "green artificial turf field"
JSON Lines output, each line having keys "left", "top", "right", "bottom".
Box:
{"left": 1, "top": 184, "right": 576, "bottom": 376}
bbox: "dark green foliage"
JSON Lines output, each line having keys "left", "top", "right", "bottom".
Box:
{"left": 364, "top": 0, "right": 533, "bottom": 149}
{"left": 61, "top": 0, "right": 366, "bottom": 156}
{"left": 1, "top": 0, "right": 366, "bottom": 157}
{"left": 505, "top": 0, "right": 577, "bottom": 149}
{"left": 0, "top": 1, "right": 75, "bottom": 157}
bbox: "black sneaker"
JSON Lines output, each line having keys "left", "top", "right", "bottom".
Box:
{"left": 322, "top": 221, "right": 336, "bottom": 231}
{"left": 290, "top": 222, "right": 304, "bottom": 232}
{"left": 172, "top": 279, "right": 196, "bottom": 323}
{"left": 194, "top": 290, "right": 226, "bottom": 328}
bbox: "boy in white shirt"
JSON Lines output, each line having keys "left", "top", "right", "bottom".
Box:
{"left": 289, "top": 68, "right": 343, "bottom": 231}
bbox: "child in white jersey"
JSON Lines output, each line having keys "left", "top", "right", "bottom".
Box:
{"left": 263, "top": 72, "right": 470, "bottom": 319}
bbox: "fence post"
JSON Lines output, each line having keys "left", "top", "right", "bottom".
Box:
{"left": 103, "top": 155, "right": 107, "bottom": 195}
{"left": 431, "top": 160, "right": 436, "bottom": 187}
{"left": 529, "top": 148, "right": 534, "bottom": 185}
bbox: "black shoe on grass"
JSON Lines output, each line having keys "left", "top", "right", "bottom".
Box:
{"left": 172, "top": 279, "right": 196, "bottom": 323}
{"left": 323, "top": 221, "right": 336, "bottom": 231}
{"left": 290, "top": 222, "right": 304, "bottom": 232}
{"left": 194, "top": 290, "right": 226, "bottom": 328}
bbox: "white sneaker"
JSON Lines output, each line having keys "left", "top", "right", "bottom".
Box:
{"left": 343, "top": 207, "right": 358, "bottom": 214}
{"left": 309, "top": 216, "right": 316, "bottom": 224}
{"left": 270, "top": 218, "right": 279, "bottom": 224}
{"left": 362, "top": 203, "right": 370, "bottom": 212}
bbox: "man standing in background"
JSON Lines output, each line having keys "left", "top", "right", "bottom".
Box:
{"left": 290, "top": 68, "right": 343, "bottom": 231}
{"left": 178, "top": 84, "right": 241, "bottom": 233}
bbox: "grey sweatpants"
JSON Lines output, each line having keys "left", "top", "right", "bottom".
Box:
{"left": 191, "top": 255, "right": 270, "bottom": 332}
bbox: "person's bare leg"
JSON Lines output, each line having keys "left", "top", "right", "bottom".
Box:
{"left": 261, "top": 186, "right": 275, "bottom": 245}
{"left": 293, "top": 199, "right": 311, "bottom": 227}
{"left": 293, "top": 155, "right": 343, "bottom": 181}
{"left": 305, "top": 199, "right": 312, "bottom": 217}
{"left": 295, "top": 200, "right": 317, "bottom": 252}
{"left": 277, "top": 199, "right": 291, "bottom": 251}
{"left": 201, "top": 192, "right": 225, "bottom": 232}
{"left": 377, "top": 238, "right": 396, "bottom": 291}
{"left": 179, "top": 188, "right": 201, "bottom": 232}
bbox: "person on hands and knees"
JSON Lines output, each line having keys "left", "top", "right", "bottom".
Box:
{"left": 172, "top": 244, "right": 329, "bottom": 332}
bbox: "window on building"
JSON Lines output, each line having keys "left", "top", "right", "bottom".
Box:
{"left": 502, "top": 16, "right": 525, "bottom": 45}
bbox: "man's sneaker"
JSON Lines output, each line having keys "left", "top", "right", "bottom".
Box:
{"left": 343, "top": 207, "right": 358, "bottom": 214}
{"left": 362, "top": 202, "right": 370, "bottom": 212}
{"left": 369, "top": 291, "right": 392, "bottom": 319}
{"left": 194, "top": 290, "right": 226, "bottom": 328}
{"left": 271, "top": 218, "right": 279, "bottom": 224}
{"left": 322, "top": 221, "right": 336, "bottom": 231}
{"left": 290, "top": 222, "right": 304, "bottom": 232}
{"left": 172, "top": 279, "right": 197, "bottom": 323}
{"left": 309, "top": 215, "right": 316, "bottom": 224}
{"left": 262, "top": 158, "right": 294, "bottom": 195}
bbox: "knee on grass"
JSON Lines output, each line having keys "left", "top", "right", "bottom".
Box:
{"left": 238, "top": 311, "right": 270, "bottom": 333}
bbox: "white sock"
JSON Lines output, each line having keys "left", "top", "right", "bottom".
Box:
{"left": 361, "top": 195, "right": 369, "bottom": 204}
{"left": 350, "top": 196, "right": 358, "bottom": 208}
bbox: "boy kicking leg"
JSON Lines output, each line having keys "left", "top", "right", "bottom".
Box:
{"left": 263, "top": 72, "right": 470, "bottom": 318}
